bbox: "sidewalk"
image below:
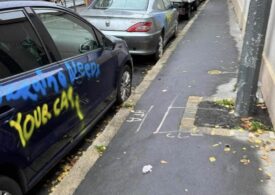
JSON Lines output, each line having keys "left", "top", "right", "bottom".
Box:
{"left": 55, "top": 0, "right": 275, "bottom": 194}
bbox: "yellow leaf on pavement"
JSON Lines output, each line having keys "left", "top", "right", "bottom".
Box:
{"left": 209, "top": 156, "right": 216, "bottom": 163}
{"left": 224, "top": 148, "right": 231, "bottom": 152}
{"left": 208, "top": 70, "right": 222, "bottom": 75}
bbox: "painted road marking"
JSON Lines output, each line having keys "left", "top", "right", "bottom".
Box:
{"left": 153, "top": 96, "right": 179, "bottom": 134}
{"left": 135, "top": 106, "right": 154, "bottom": 133}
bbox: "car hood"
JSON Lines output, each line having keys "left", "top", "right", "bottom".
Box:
{"left": 80, "top": 9, "right": 149, "bottom": 31}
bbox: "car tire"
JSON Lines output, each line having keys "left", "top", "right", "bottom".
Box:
{"left": 0, "top": 175, "right": 22, "bottom": 195}
{"left": 153, "top": 35, "right": 164, "bottom": 62}
{"left": 116, "top": 65, "right": 132, "bottom": 104}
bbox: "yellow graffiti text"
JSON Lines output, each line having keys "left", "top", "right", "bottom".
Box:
{"left": 9, "top": 86, "right": 83, "bottom": 147}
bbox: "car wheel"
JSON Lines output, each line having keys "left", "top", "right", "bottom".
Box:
{"left": 0, "top": 176, "right": 22, "bottom": 195}
{"left": 154, "top": 35, "right": 164, "bottom": 61}
{"left": 117, "top": 65, "right": 132, "bottom": 104}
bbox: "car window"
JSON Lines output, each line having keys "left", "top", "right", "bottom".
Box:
{"left": 153, "top": 0, "right": 165, "bottom": 11}
{"left": 0, "top": 10, "right": 49, "bottom": 79}
{"left": 92, "top": 0, "right": 149, "bottom": 11}
{"left": 163, "top": 0, "right": 171, "bottom": 9}
{"left": 34, "top": 9, "right": 100, "bottom": 60}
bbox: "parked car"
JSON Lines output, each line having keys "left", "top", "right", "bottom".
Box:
{"left": 170, "top": 0, "right": 196, "bottom": 19}
{"left": 80, "top": 0, "right": 179, "bottom": 61}
{"left": 0, "top": 1, "right": 132, "bottom": 194}
{"left": 170, "top": 0, "right": 204, "bottom": 19}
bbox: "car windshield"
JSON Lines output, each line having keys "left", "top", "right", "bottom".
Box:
{"left": 91, "top": 0, "right": 149, "bottom": 10}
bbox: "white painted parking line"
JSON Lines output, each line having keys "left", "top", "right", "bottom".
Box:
{"left": 153, "top": 96, "right": 178, "bottom": 134}
{"left": 135, "top": 105, "right": 154, "bottom": 133}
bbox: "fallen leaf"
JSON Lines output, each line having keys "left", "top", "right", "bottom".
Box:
{"left": 240, "top": 158, "right": 250, "bottom": 165}
{"left": 254, "top": 139, "right": 262, "bottom": 145}
{"left": 224, "top": 148, "right": 231, "bottom": 152}
{"left": 261, "top": 154, "right": 269, "bottom": 161}
{"left": 160, "top": 160, "right": 168, "bottom": 164}
{"left": 212, "top": 143, "right": 220, "bottom": 147}
{"left": 241, "top": 117, "right": 253, "bottom": 122}
{"left": 270, "top": 146, "right": 275, "bottom": 151}
{"left": 265, "top": 173, "right": 272, "bottom": 180}
{"left": 209, "top": 156, "right": 216, "bottom": 163}
{"left": 208, "top": 70, "right": 222, "bottom": 75}
{"left": 257, "top": 129, "right": 263, "bottom": 134}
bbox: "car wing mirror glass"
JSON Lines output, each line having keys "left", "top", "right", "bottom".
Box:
{"left": 79, "top": 39, "right": 99, "bottom": 53}
{"left": 80, "top": 43, "right": 90, "bottom": 53}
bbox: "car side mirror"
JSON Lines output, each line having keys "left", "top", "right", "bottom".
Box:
{"left": 80, "top": 43, "right": 90, "bottom": 53}
{"left": 102, "top": 36, "right": 115, "bottom": 50}
{"left": 171, "top": 3, "right": 179, "bottom": 9}
{"left": 79, "top": 39, "right": 99, "bottom": 53}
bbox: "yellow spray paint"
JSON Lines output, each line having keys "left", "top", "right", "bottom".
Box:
{"left": 9, "top": 86, "right": 84, "bottom": 147}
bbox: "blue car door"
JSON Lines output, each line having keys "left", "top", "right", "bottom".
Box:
{"left": 33, "top": 8, "right": 118, "bottom": 136}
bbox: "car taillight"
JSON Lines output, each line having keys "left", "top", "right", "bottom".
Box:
{"left": 127, "top": 22, "right": 152, "bottom": 32}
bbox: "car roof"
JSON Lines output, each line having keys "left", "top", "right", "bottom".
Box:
{"left": 0, "top": 1, "right": 58, "bottom": 10}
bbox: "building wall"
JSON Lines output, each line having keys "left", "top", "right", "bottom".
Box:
{"left": 231, "top": 0, "right": 275, "bottom": 127}
{"left": 231, "top": 0, "right": 250, "bottom": 32}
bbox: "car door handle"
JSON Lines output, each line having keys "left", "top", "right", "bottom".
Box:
{"left": 74, "top": 72, "right": 84, "bottom": 85}
{"left": 0, "top": 106, "right": 15, "bottom": 123}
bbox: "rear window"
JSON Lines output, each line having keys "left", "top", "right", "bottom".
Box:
{"left": 91, "top": 0, "right": 149, "bottom": 10}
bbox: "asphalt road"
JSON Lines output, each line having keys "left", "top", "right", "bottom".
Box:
{"left": 28, "top": 8, "right": 188, "bottom": 195}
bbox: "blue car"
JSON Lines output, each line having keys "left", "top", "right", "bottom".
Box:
{"left": 0, "top": 1, "right": 133, "bottom": 194}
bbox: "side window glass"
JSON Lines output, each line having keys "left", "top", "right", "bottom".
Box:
{"left": 34, "top": 9, "right": 100, "bottom": 60}
{"left": 163, "top": 0, "right": 171, "bottom": 9}
{"left": 153, "top": 0, "right": 165, "bottom": 11}
{"left": 0, "top": 10, "right": 49, "bottom": 79}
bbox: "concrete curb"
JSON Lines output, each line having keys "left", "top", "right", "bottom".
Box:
{"left": 180, "top": 96, "right": 275, "bottom": 139}
{"left": 51, "top": 1, "right": 209, "bottom": 194}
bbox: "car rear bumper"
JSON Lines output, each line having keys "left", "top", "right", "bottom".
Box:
{"left": 102, "top": 30, "right": 161, "bottom": 55}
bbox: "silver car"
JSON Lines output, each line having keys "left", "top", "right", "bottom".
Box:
{"left": 81, "top": 0, "right": 178, "bottom": 60}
